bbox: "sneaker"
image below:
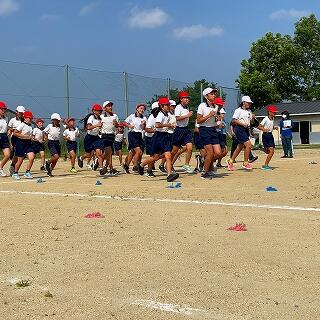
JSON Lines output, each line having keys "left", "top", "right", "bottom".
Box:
{"left": 99, "top": 166, "right": 108, "bottom": 176}
{"left": 146, "top": 170, "right": 156, "bottom": 178}
{"left": 226, "top": 160, "right": 235, "bottom": 171}
{"left": 193, "top": 168, "right": 200, "bottom": 174}
{"left": 77, "top": 156, "right": 83, "bottom": 168}
{"left": 9, "top": 164, "right": 15, "bottom": 176}
{"left": 45, "top": 161, "right": 52, "bottom": 177}
{"left": 261, "top": 165, "right": 272, "bottom": 171}
{"left": 24, "top": 171, "right": 33, "bottom": 179}
{"left": 158, "top": 164, "right": 166, "bottom": 173}
{"left": 281, "top": 155, "right": 288, "bottom": 158}
{"left": 182, "top": 164, "right": 193, "bottom": 173}
{"left": 87, "top": 164, "right": 93, "bottom": 170}
{"left": 288, "top": 155, "right": 293, "bottom": 158}
{"left": 93, "top": 158, "right": 99, "bottom": 171}
{"left": 12, "top": 173, "right": 20, "bottom": 180}
{"left": 167, "top": 172, "right": 179, "bottom": 182}
{"left": 70, "top": 168, "right": 77, "bottom": 173}
{"left": 208, "top": 171, "right": 216, "bottom": 177}
{"left": 0, "top": 169, "right": 7, "bottom": 177}
{"left": 40, "top": 166, "right": 46, "bottom": 171}
{"left": 132, "top": 166, "right": 138, "bottom": 173}
{"left": 201, "top": 172, "right": 212, "bottom": 180}
{"left": 138, "top": 165, "right": 144, "bottom": 176}
{"left": 123, "top": 163, "right": 130, "bottom": 174}
{"left": 242, "top": 162, "right": 253, "bottom": 170}
{"left": 109, "top": 168, "right": 120, "bottom": 176}
{"left": 248, "top": 156, "right": 258, "bottom": 163}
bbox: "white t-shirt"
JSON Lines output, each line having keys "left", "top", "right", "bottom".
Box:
{"left": 63, "top": 127, "right": 79, "bottom": 141}
{"left": 87, "top": 115, "right": 101, "bottom": 136}
{"left": 43, "top": 124, "right": 61, "bottom": 141}
{"left": 101, "top": 114, "right": 118, "bottom": 134}
{"left": 0, "top": 118, "right": 8, "bottom": 134}
{"left": 16, "top": 122, "right": 33, "bottom": 138}
{"left": 115, "top": 132, "right": 125, "bottom": 142}
{"left": 232, "top": 107, "right": 252, "bottom": 127}
{"left": 145, "top": 114, "right": 157, "bottom": 138}
{"left": 8, "top": 118, "right": 22, "bottom": 132}
{"left": 168, "top": 113, "right": 176, "bottom": 134}
{"left": 32, "top": 127, "right": 44, "bottom": 142}
{"left": 125, "top": 114, "right": 147, "bottom": 133}
{"left": 197, "top": 102, "right": 218, "bottom": 127}
{"left": 175, "top": 104, "right": 190, "bottom": 127}
{"left": 260, "top": 116, "right": 274, "bottom": 132}
{"left": 155, "top": 111, "right": 170, "bottom": 133}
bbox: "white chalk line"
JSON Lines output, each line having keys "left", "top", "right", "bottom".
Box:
{"left": 0, "top": 189, "right": 319, "bottom": 212}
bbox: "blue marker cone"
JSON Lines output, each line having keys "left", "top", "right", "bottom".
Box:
{"left": 95, "top": 180, "right": 102, "bottom": 186}
{"left": 266, "top": 186, "right": 277, "bottom": 192}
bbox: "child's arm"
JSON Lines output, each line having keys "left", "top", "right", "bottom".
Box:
{"left": 197, "top": 110, "right": 216, "bottom": 124}
{"left": 13, "top": 129, "right": 29, "bottom": 139}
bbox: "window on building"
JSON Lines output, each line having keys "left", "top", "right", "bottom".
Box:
{"left": 311, "top": 121, "right": 320, "bottom": 132}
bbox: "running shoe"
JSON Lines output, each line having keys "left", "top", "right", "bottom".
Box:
{"left": 167, "top": 172, "right": 179, "bottom": 182}
{"left": 193, "top": 168, "right": 200, "bottom": 174}
{"left": 123, "top": 163, "right": 130, "bottom": 173}
{"left": 261, "top": 165, "right": 272, "bottom": 171}
{"left": 138, "top": 165, "right": 144, "bottom": 176}
{"left": 93, "top": 158, "right": 99, "bottom": 171}
{"left": 99, "top": 166, "right": 108, "bottom": 176}
{"left": 0, "top": 169, "right": 7, "bottom": 177}
{"left": 226, "top": 159, "right": 235, "bottom": 171}
{"left": 9, "top": 164, "right": 15, "bottom": 176}
{"left": 45, "top": 161, "right": 52, "bottom": 176}
{"left": 158, "top": 164, "right": 166, "bottom": 173}
{"left": 12, "top": 173, "right": 20, "bottom": 180}
{"left": 248, "top": 156, "right": 258, "bottom": 163}
{"left": 281, "top": 155, "right": 288, "bottom": 158}
{"left": 182, "top": 164, "right": 193, "bottom": 173}
{"left": 201, "top": 172, "right": 212, "bottom": 180}
{"left": 208, "top": 171, "right": 216, "bottom": 177}
{"left": 242, "top": 162, "right": 253, "bottom": 170}
{"left": 70, "top": 168, "right": 77, "bottom": 173}
{"left": 77, "top": 156, "right": 84, "bottom": 168}
{"left": 40, "top": 166, "right": 46, "bottom": 171}
{"left": 109, "top": 168, "right": 120, "bottom": 176}
{"left": 132, "top": 166, "right": 138, "bottom": 173}
{"left": 24, "top": 171, "right": 33, "bottom": 179}
{"left": 145, "top": 170, "right": 156, "bottom": 178}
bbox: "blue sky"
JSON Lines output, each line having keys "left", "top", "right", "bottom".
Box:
{"left": 0, "top": 0, "right": 319, "bottom": 88}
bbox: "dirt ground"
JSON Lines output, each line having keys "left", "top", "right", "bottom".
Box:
{"left": 0, "top": 148, "right": 319, "bottom": 320}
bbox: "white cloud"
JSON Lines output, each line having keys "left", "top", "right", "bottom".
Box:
{"left": 172, "top": 24, "right": 223, "bottom": 41}
{"left": 0, "top": 0, "right": 19, "bottom": 16}
{"left": 40, "top": 13, "right": 61, "bottom": 21}
{"left": 79, "top": 2, "right": 99, "bottom": 16}
{"left": 270, "top": 9, "right": 311, "bottom": 20}
{"left": 128, "top": 7, "right": 169, "bottom": 29}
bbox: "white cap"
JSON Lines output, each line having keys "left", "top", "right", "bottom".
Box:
{"left": 103, "top": 100, "right": 113, "bottom": 108}
{"left": 169, "top": 100, "right": 176, "bottom": 106}
{"left": 16, "top": 105, "right": 25, "bottom": 113}
{"left": 202, "top": 87, "right": 217, "bottom": 97}
{"left": 151, "top": 101, "right": 159, "bottom": 110}
{"left": 219, "top": 108, "right": 226, "bottom": 114}
{"left": 241, "top": 95, "right": 253, "bottom": 103}
{"left": 51, "top": 113, "right": 61, "bottom": 121}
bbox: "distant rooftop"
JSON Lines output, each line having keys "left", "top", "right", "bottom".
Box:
{"left": 255, "top": 100, "right": 320, "bottom": 117}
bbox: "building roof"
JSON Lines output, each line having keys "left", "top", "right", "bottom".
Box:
{"left": 255, "top": 100, "right": 320, "bottom": 117}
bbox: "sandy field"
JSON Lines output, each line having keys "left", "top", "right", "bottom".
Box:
{"left": 0, "top": 148, "right": 319, "bottom": 320}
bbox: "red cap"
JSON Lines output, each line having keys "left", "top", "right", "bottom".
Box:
{"left": 178, "top": 91, "right": 190, "bottom": 99}
{"left": 267, "top": 105, "right": 278, "bottom": 113}
{"left": 92, "top": 104, "right": 103, "bottom": 111}
{"left": 117, "top": 122, "right": 126, "bottom": 127}
{"left": 23, "top": 111, "right": 33, "bottom": 119}
{"left": 35, "top": 118, "right": 44, "bottom": 124}
{"left": 214, "top": 97, "right": 225, "bottom": 106}
{"left": 66, "top": 117, "right": 75, "bottom": 123}
{"left": 0, "top": 101, "right": 7, "bottom": 109}
{"left": 158, "top": 97, "right": 170, "bottom": 105}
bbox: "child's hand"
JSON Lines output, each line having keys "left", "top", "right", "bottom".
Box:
{"left": 188, "top": 111, "right": 193, "bottom": 117}
{"left": 208, "top": 110, "right": 215, "bottom": 117}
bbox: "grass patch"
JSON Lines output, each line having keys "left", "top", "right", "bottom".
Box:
{"left": 16, "top": 280, "right": 31, "bottom": 288}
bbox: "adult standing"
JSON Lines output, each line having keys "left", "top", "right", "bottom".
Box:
{"left": 279, "top": 110, "right": 293, "bottom": 158}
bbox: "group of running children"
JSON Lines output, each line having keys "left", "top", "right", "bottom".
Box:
{"left": 0, "top": 87, "right": 281, "bottom": 182}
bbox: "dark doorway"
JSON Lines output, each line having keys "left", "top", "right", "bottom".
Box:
{"left": 300, "top": 121, "right": 310, "bottom": 144}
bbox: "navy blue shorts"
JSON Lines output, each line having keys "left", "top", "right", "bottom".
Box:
{"left": 114, "top": 141, "right": 123, "bottom": 153}
{"left": 32, "top": 141, "right": 45, "bottom": 154}
{"left": 172, "top": 126, "right": 193, "bottom": 147}
{"left": 234, "top": 125, "right": 250, "bottom": 144}
{"left": 15, "top": 138, "right": 34, "bottom": 157}
{"left": 151, "top": 132, "right": 172, "bottom": 155}
{"left": 199, "top": 127, "right": 220, "bottom": 146}
{"left": 101, "top": 133, "right": 115, "bottom": 148}
{"left": 84, "top": 134, "right": 102, "bottom": 153}
{"left": 262, "top": 132, "right": 275, "bottom": 148}
{"left": 145, "top": 136, "right": 153, "bottom": 155}
{"left": 66, "top": 141, "right": 77, "bottom": 153}
{"left": 48, "top": 140, "right": 61, "bottom": 156}
{"left": 128, "top": 131, "right": 144, "bottom": 151}
{"left": 218, "top": 133, "right": 227, "bottom": 149}
{"left": 193, "top": 131, "right": 204, "bottom": 150}
{"left": 0, "top": 133, "right": 10, "bottom": 149}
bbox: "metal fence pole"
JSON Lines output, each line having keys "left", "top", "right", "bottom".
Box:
{"left": 200, "top": 82, "right": 203, "bottom": 102}
{"left": 123, "top": 72, "right": 129, "bottom": 120}
{"left": 65, "top": 64, "right": 70, "bottom": 118}
{"left": 167, "top": 78, "right": 171, "bottom": 99}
